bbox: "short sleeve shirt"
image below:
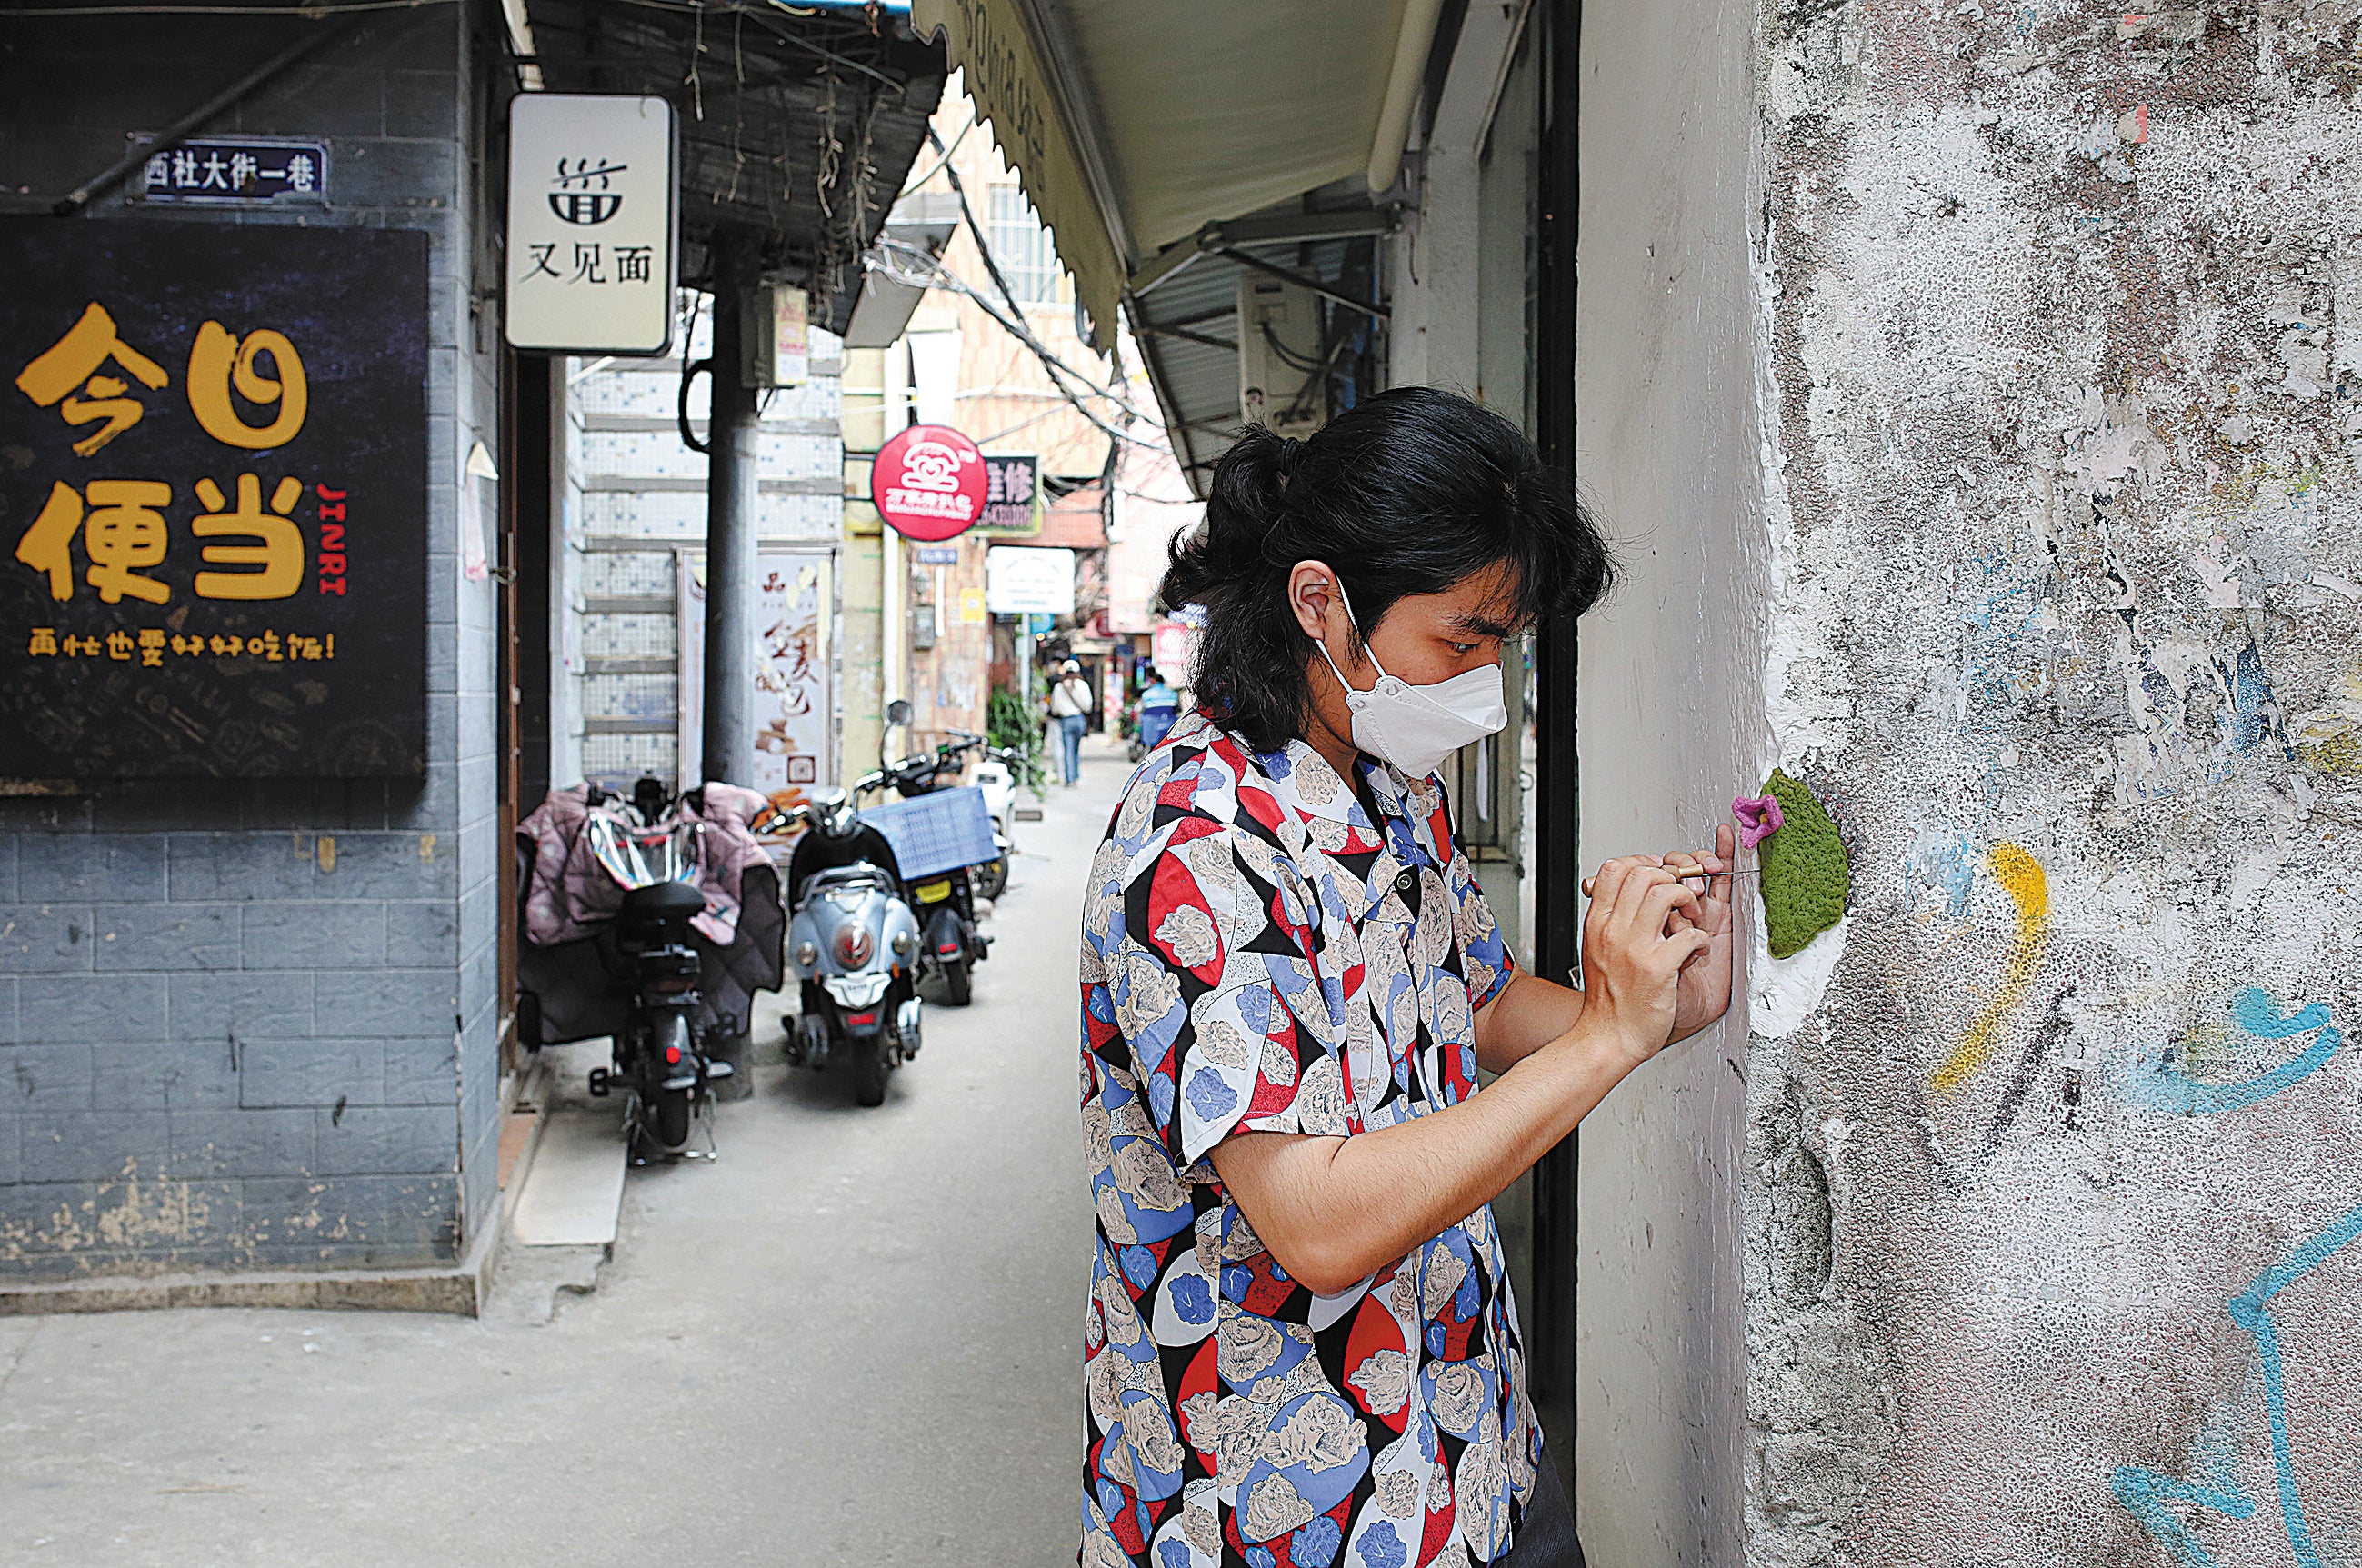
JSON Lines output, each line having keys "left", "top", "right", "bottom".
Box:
{"left": 1078, "top": 712, "right": 1541, "bottom": 1568}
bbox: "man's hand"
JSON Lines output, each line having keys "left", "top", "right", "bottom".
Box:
{"left": 1579, "top": 855, "right": 1713, "bottom": 1066}
{"left": 1660, "top": 822, "right": 1738, "bottom": 1044}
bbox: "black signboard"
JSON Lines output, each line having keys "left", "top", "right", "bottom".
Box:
{"left": 978, "top": 453, "right": 1038, "bottom": 534}
{"left": 0, "top": 221, "right": 427, "bottom": 777}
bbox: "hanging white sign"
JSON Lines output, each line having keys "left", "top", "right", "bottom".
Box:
{"left": 505, "top": 94, "right": 678, "bottom": 355}
{"left": 986, "top": 545, "right": 1076, "bottom": 615}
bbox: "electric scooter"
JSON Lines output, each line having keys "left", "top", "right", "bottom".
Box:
{"left": 849, "top": 750, "right": 994, "bottom": 1005}
{"left": 782, "top": 788, "right": 925, "bottom": 1107}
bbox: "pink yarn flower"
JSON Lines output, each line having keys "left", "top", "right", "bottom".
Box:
{"left": 1733, "top": 794, "right": 1784, "bottom": 850}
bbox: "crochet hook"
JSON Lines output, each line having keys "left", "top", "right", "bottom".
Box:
{"left": 1579, "top": 866, "right": 1758, "bottom": 897}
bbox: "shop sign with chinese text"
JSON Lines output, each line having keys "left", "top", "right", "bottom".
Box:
{"left": 870, "top": 423, "right": 986, "bottom": 542}
{"left": 977, "top": 453, "right": 1039, "bottom": 534}
{"left": 0, "top": 220, "right": 428, "bottom": 778}
{"left": 505, "top": 94, "right": 677, "bottom": 355}
{"left": 986, "top": 545, "right": 1076, "bottom": 615}
{"left": 135, "top": 136, "right": 328, "bottom": 205}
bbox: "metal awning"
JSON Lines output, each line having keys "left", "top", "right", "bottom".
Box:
{"left": 1126, "top": 200, "right": 1393, "bottom": 487}
{"left": 519, "top": 1, "right": 948, "bottom": 332}
{"left": 909, "top": 0, "right": 1442, "bottom": 493}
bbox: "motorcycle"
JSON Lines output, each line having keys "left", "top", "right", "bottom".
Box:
{"left": 781, "top": 788, "right": 925, "bottom": 1106}
{"left": 938, "top": 727, "right": 1019, "bottom": 901}
{"left": 852, "top": 748, "right": 995, "bottom": 1006}
{"left": 579, "top": 777, "right": 736, "bottom": 1156}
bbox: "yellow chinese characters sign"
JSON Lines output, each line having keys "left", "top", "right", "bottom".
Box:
{"left": 1, "top": 222, "right": 426, "bottom": 777}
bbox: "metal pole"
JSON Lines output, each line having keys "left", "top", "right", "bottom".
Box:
{"left": 701, "top": 229, "right": 762, "bottom": 787}
{"left": 50, "top": 17, "right": 362, "bottom": 216}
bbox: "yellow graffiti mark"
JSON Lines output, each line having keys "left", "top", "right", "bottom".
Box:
{"left": 2298, "top": 722, "right": 2362, "bottom": 779}
{"left": 1932, "top": 841, "right": 2050, "bottom": 1094}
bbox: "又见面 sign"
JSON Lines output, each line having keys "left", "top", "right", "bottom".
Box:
{"left": 871, "top": 424, "right": 987, "bottom": 543}
{"left": 0, "top": 220, "right": 428, "bottom": 778}
{"left": 505, "top": 94, "right": 678, "bottom": 355}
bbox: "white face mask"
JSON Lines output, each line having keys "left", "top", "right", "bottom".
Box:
{"left": 1311, "top": 582, "right": 1508, "bottom": 779}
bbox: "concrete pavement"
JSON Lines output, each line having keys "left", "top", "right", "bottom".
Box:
{"left": 0, "top": 739, "right": 1131, "bottom": 1568}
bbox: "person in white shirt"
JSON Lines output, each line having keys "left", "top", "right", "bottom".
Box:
{"left": 1047, "top": 659, "right": 1093, "bottom": 786}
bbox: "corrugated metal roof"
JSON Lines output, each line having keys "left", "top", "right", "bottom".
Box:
{"left": 1126, "top": 206, "right": 1390, "bottom": 496}
{"left": 523, "top": 1, "right": 946, "bottom": 333}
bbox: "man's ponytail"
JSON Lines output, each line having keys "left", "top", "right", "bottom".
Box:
{"left": 1157, "top": 424, "right": 1293, "bottom": 613}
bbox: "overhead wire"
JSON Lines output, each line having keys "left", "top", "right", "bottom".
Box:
{"left": 901, "top": 126, "right": 1166, "bottom": 457}
{"left": 867, "top": 240, "right": 1161, "bottom": 454}
{"left": 898, "top": 110, "right": 976, "bottom": 195}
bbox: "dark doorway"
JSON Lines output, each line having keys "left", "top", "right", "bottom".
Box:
{"left": 1527, "top": 0, "right": 1582, "bottom": 1468}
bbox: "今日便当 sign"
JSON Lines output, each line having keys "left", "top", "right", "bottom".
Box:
{"left": 0, "top": 220, "right": 429, "bottom": 777}
{"left": 505, "top": 94, "right": 678, "bottom": 355}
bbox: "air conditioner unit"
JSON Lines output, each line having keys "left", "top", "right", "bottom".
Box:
{"left": 1236, "top": 274, "right": 1326, "bottom": 438}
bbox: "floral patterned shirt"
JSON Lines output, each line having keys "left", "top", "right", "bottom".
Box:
{"left": 1079, "top": 712, "right": 1539, "bottom": 1568}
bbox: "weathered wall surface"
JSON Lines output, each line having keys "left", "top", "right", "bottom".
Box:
{"left": 1749, "top": 4, "right": 2362, "bottom": 1565}
{"left": 1576, "top": 0, "right": 1768, "bottom": 1560}
{"left": 0, "top": 12, "right": 504, "bottom": 1280}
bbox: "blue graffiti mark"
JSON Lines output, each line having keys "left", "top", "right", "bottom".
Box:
{"left": 1906, "top": 832, "right": 1978, "bottom": 919}
{"left": 2114, "top": 990, "right": 2341, "bottom": 1115}
{"left": 2112, "top": 1200, "right": 2362, "bottom": 1568}
{"left": 2110, "top": 987, "right": 2355, "bottom": 1565}
{"left": 2112, "top": 1423, "right": 2257, "bottom": 1568}
{"left": 2210, "top": 642, "right": 2286, "bottom": 755}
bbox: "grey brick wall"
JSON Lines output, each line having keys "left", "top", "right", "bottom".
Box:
{"left": 0, "top": 10, "right": 500, "bottom": 1281}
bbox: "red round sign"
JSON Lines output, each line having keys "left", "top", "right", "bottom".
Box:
{"left": 869, "top": 424, "right": 987, "bottom": 542}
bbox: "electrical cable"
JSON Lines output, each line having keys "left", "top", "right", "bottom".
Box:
{"left": 898, "top": 110, "right": 976, "bottom": 195}
{"left": 868, "top": 239, "right": 1162, "bottom": 451}
{"left": 974, "top": 404, "right": 1069, "bottom": 446}
{"left": 873, "top": 247, "right": 1162, "bottom": 454}
{"left": 908, "top": 128, "right": 1162, "bottom": 452}
{"left": 1279, "top": 313, "right": 1353, "bottom": 425}
{"left": 1258, "top": 320, "right": 1328, "bottom": 374}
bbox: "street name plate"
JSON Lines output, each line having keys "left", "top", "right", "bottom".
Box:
{"left": 135, "top": 135, "right": 328, "bottom": 205}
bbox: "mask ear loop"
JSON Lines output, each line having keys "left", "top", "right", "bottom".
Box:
{"left": 1311, "top": 577, "right": 1388, "bottom": 702}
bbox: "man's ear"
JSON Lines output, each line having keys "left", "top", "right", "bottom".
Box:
{"left": 1286, "top": 560, "right": 1337, "bottom": 640}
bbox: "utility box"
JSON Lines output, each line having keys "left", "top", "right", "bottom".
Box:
{"left": 744, "top": 281, "right": 809, "bottom": 387}
{"left": 1236, "top": 273, "right": 1326, "bottom": 438}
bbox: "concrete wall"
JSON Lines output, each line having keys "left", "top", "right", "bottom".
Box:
{"left": 1574, "top": 0, "right": 1767, "bottom": 1560}
{"left": 1742, "top": 4, "right": 2362, "bottom": 1565}
{"left": 0, "top": 11, "right": 503, "bottom": 1280}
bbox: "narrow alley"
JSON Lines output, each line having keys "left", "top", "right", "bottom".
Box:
{"left": 9, "top": 2, "right": 2362, "bottom": 1563}
{"left": 0, "top": 744, "right": 1125, "bottom": 1568}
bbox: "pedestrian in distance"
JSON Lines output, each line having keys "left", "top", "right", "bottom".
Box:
{"left": 1050, "top": 657, "right": 1093, "bottom": 787}
{"left": 1077, "top": 386, "right": 1736, "bottom": 1568}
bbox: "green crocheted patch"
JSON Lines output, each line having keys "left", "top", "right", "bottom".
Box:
{"left": 1759, "top": 768, "right": 1848, "bottom": 959}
